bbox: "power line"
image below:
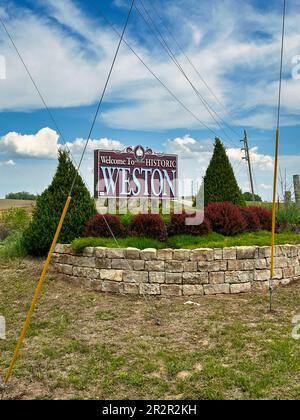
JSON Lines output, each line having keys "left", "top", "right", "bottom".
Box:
{"left": 0, "top": 14, "right": 91, "bottom": 192}
{"left": 143, "top": 0, "right": 242, "bottom": 140}
{"left": 4, "top": 0, "right": 137, "bottom": 385}
{"left": 69, "top": 0, "right": 136, "bottom": 194}
{"left": 135, "top": 0, "right": 239, "bottom": 149}
{"left": 90, "top": 0, "right": 220, "bottom": 138}
{"left": 0, "top": 17, "right": 73, "bottom": 149}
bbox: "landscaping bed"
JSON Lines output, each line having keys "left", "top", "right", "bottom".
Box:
{"left": 71, "top": 231, "right": 300, "bottom": 253}
{"left": 52, "top": 243, "right": 300, "bottom": 297}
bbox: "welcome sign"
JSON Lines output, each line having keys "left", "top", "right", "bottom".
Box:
{"left": 94, "top": 146, "right": 178, "bottom": 199}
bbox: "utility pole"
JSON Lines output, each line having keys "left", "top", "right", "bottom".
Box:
{"left": 241, "top": 130, "right": 255, "bottom": 202}
{"left": 293, "top": 175, "right": 300, "bottom": 209}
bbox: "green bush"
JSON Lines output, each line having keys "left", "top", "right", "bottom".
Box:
{"left": 1, "top": 208, "right": 30, "bottom": 231}
{"left": 23, "top": 150, "right": 96, "bottom": 256}
{"left": 0, "top": 231, "right": 27, "bottom": 259}
{"left": 0, "top": 208, "right": 30, "bottom": 259}
{"left": 204, "top": 138, "right": 245, "bottom": 206}
{"left": 276, "top": 204, "right": 300, "bottom": 231}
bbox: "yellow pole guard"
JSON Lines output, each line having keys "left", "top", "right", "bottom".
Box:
{"left": 4, "top": 195, "right": 72, "bottom": 384}
{"left": 270, "top": 128, "right": 280, "bottom": 279}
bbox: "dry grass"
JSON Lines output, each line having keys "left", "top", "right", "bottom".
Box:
{"left": 0, "top": 258, "right": 299, "bottom": 400}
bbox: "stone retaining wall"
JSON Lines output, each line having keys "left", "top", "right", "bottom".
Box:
{"left": 51, "top": 244, "right": 300, "bottom": 296}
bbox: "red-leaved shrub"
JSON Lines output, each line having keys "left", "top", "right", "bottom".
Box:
{"left": 168, "top": 212, "right": 212, "bottom": 236}
{"left": 84, "top": 214, "right": 125, "bottom": 238}
{"left": 205, "top": 202, "right": 247, "bottom": 236}
{"left": 129, "top": 214, "right": 167, "bottom": 241}
{"left": 239, "top": 207, "right": 261, "bottom": 232}
{"left": 249, "top": 206, "right": 272, "bottom": 231}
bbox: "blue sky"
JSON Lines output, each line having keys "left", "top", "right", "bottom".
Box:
{"left": 0, "top": 0, "right": 300, "bottom": 199}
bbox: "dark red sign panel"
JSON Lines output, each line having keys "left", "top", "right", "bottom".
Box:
{"left": 94, "top": 146, "right": 178, "bottom": 199}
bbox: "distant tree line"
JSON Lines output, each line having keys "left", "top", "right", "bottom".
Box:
{"left": 242, "top": 192, "right": 262, "bottom": 202}
{"left": 5, "top": 192, "right": 37, "bottom": 201}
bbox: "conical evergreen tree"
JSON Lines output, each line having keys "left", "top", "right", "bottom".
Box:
{"left": 204, "top": 138, "right": 245, "bottom": 206}
{"left": 23, "top": 150, "right": 96, "bottom": 256}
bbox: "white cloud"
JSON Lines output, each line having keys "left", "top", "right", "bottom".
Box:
{"left": 1, "top": 129, "right": 300, "bottom": 201}
{"left": 260, "top": 183, "right": 272, "bottom": 190}
{"left": 1, "top": 0, "right": 300, "bottom": 131}
{"left": 227, "top": 146, "right": 274, "bottom": 170}
{"left": 0, "top": 127, "right": 124, "bottom": 161}
{"left": 66, "top": 138, "right": 124, "bottom": 156}
{"left": 0, "top": 128, "right": 59, "bottom": 159}
{"left": 0, "top": 159, "right": 15, "bottom": 166}
{"left": 164, "top": 134, "right": 295, "bottom": 200}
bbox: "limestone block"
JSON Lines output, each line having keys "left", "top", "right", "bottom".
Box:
{"left": 145, "top": 260, "right": 165, "bottom": 271}
{"left": 100, "top": 269, "right": 123, "bottom": 282}
{"left": 112, "top": 259, "right": 133, "bottom": 270}
{"left": 166, "top": 273, "right": 183, "bottom": 284}
{"left": 255, "top": 259, "right": 267, "bottom": 270}
{"left": 157, "top": 249, "right": 174, "bottom": 261}
{"left": 225, "top": 271, "right": 254, "bottom": 284}
{"left": 236, "top": 246, "right": 258, "bottom": 260}
{"left": 204, "top": 284, "right": 230, "bottom": 295}
{"left": 283, "top": 267, "right": 295, "bottom": 278}
{"left": 55, "top": 264, "right": 73, "bottom": 276}
{"left": 149, "top": 272, "right": 166, "bottom": 284}
{"left": 81, "top": 247, "right": 95, "bottom": 257}
{"left": 161, "top": 284, "right": 182, "bottom": 296}
{"left": 228, "top": 260, "right": 255, "bottom": 271}
{"left": 54, "top": 244, "right": 73, "bottom": 254}
{"left": 74, "top": 256, "right": 96, "bottom": 268}
{"left": 123, "top": 283, "right": 139, "bottom": 295}
{"left": 230, "top": 282, "right": 252, "bottom": 294}
{"left": 182, "top": 285, "right": 204, "bottom": 296}
{"left": 254, "top": 270, "right": 270, "bottom": 281}
{"left": 165, "top": 261, "right": 184, "bottom": 272}
{"left": 266, "top": 257, "right": 288, "bottom": 268}
{"left": 183, "top": 262, "right": 198, "bottom": 272}
{"left": 198, "top": 260, "right": 227, "bottom": 272}
{"left": 258, "top": 247, "right": 271, "bottom": 258}
{"left": 123, "top": 271, "right": 149, "bottom": 283}
{"left": 73, "top": 267, "right": 100, "bottom": 279}
{"left": 190, "top": 248, "right": 214, "bottom": 261}
{"left": 133, "top": 260, "right": 145, "bottom": 271}
{"left": 106, "top": 248, "right": 125, "bottom": 259}
{"left": 95, "top": 258, "right": 112, "bottom": 269}
{"left": 140, "top": 248, "right": 157, "bottom": 260}
{"left": 214, "top": 248, "right": 223, "bottom": 260}
{"left": 140, "top": 283, "right": 160, "bottom": 295}
{"left": 95, "top": 247, "right": 107, "bottom": 258}
{"left": 183, "top": 272, "right": 209, "bottom": 285}
{"left": 223, "top": 247, "right": 237, "bottom": 260}
{"left": 125, "top": 248, "right": 141, "bottom": 260}
{"left": 209, "top": 272, "right": 225, "bottom": 285}
{"left": 173, "top": 249, "right": 191, "bottom": 261}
